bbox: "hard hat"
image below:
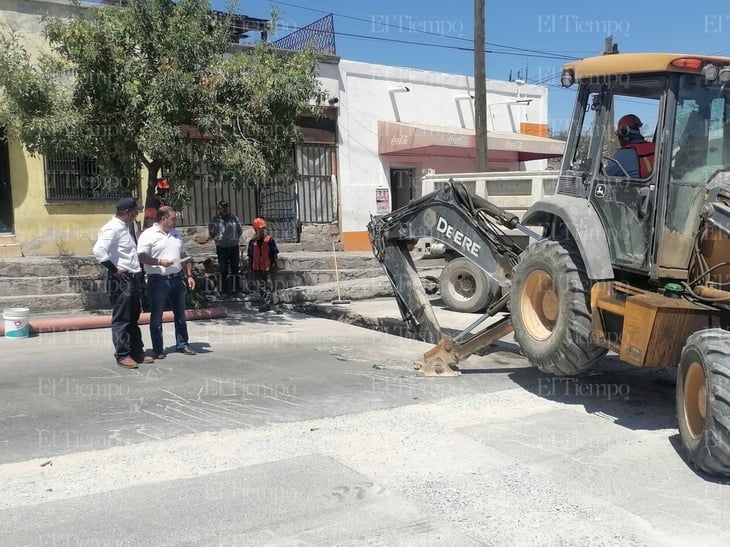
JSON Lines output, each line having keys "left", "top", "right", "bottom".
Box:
{"left": 156, "top": 178, "right": 170, "bottom": 190}
{"left": 252, "top": 217, "right": 266, "bottom": 230}
{"left": 616, "top": 114, "right": 642, "bottom": 136}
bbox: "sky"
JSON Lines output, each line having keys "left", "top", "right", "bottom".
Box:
{"left": 204, "top": 0, "right": 730, "bottom": 134}
{"left": 80, "top": 1, "right": 730, "bottom": 133}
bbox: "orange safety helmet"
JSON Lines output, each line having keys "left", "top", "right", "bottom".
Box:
{"left": 156, "top": 178, "right": 170, "bottom": 190}
{"left": 616, "top": 114, "right": 642, "bottom": 137}
{"left": 252, "top": 217, "right": 266, "bottom": 230}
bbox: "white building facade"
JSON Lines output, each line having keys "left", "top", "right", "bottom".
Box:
{"left": 331, "top": 59, "right": 563, "bottom": 251}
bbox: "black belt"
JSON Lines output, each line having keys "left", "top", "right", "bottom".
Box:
{"left": 113, "top": 270, "right": 143, "bottom": 277}
{"left": 148, "top": 272, "right": 183, "bottom": 279}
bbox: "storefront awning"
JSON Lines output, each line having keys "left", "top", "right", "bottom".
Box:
{"left": 377, "top": 120, "right": 565, "bottom": 161}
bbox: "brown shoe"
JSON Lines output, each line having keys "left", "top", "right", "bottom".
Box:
{"left": 117, "top": 356, "right": 139, "bottom": 369}
{"left": 177, "top": 346, "right": 197, "bottom": 356}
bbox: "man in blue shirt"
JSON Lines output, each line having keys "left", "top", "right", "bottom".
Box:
{"left": 206, "top": 201, "right": 243, "bottom": 294}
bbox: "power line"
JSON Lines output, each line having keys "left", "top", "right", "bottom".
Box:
{"left": 267, "top": 0, "right": 578, "bottom": 61}
{"left": 273, "top": 22, "right": 575, "bottom": 60}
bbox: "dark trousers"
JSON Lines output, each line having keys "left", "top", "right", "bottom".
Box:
{"left": 108, "top": 274, "right": 144, "bottom": 360}
{"left": 147, "top": 274, "right": 189, "bottom": 353}
{"left": 250, "top": 270, "right": 277, "bottom": 306}
{"left": 216, "top": 245, "right": 240, "bottom": 293}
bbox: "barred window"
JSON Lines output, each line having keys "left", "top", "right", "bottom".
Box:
{"left": 296, "top": 143, "right": 335, "bottom": 223}
{"left": 44, "top": 151, "right": 138, "bottom": 201}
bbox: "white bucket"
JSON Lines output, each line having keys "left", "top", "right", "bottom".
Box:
{"left": 3, "top": 307, "right": 30, "bottom": 339}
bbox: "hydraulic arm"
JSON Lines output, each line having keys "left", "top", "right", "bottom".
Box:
{"left": 367, "top": 180, "right": 537, "bottom": 375}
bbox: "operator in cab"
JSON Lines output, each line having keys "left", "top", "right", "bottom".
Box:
{"left": 606, "top": 114, "right": 655, "bottom": 178}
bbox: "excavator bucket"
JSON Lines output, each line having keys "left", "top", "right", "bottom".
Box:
{"left": 415, "top": 315, "right": 514, "bottom": 376}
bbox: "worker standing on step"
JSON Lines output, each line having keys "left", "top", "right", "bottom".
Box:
{"left": 205, "top": 200, "right": 243, "bottom": 295}
{"left": 92, "top": 197, "right": 154, "bottom": 369}
{"left": 247, "top": 217, "right": 279, "bottom": 312}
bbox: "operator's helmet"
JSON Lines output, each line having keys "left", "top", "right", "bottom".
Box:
{"left": 252, "top": 217, "right": 266, "bottom": 230}
{"left": 156, "top": 178, "right": 170, "bottom": 190}
{"left": 616, "top": 114, "right": 643, "bottom": 137}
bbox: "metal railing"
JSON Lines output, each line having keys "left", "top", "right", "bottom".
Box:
{"left": 44, "top": 152, "right": 138, "bottom": 201}
{"left": 176, "top": 175, "right": 258, "bottom": 228}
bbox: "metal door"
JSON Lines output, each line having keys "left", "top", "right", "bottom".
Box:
{"left": 257, "top": 178, "right": 299, "bottom": 242}
{"left": 0, "top": 128, "right": 14, "bottom": 233}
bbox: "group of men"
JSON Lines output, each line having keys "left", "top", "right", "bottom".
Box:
{"left": 203, "top": 200, "right": 279, "bottom": 310}
{"left": 93, "top": 198, "right": 194, "bottom": 369}
{"left": 93, "top": 193, "right": 278, "bottom": 370}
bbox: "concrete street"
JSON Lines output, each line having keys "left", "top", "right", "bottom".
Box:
{"left": 0, "top": 300, "right": 728, "bottom": 546}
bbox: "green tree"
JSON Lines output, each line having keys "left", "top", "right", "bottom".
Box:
{"left": 0, "top": 0, "right": 325, "bottom": 204}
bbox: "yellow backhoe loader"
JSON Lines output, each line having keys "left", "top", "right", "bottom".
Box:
{"left": 368, "top": 51, "right": 730, "bottom": 476}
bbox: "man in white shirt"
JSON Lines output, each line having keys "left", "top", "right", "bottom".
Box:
{"left": 137, "top": 206, "right": 197, "bottom": 359}
{"left": 93, "top": 197, "right": 154, "bottom": 369}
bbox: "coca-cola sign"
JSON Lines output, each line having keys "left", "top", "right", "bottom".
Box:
{"left": 447, "top": 134, "right": 469, "bottom": 146}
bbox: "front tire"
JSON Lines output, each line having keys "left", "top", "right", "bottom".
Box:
{"left": 511, "top": 238, "right": 606, "bottom": 375}
{"left": 439, "top": 257, "right": 500, "bottom": 313}
{"left": 676, "top": 329, "right": 730, "bottom": 476}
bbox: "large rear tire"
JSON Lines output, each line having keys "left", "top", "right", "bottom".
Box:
{"left": 511, "top": 238, "right": 607, "bottom": 375}
{"left": 439, "top": 257, "right": 500, "bottom": 313}
{"left": 676, "top": 329, "right": 730, "bottom": 476}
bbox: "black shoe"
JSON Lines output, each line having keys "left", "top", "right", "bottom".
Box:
{"left": 154, "top": 352, "right": 166, "bottom": 360}
{"left": 177, "top": 346, "right": 197, "bottom": 355}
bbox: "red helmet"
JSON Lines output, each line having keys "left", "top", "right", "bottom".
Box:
{"left": 616, "top": 114, "right": 642, "bottom": 136}
{"left": 252, "top": 217, "right": 266, "bottom": 230}
{"left": 156, "top": 178, "right": 170, "bottom": 190}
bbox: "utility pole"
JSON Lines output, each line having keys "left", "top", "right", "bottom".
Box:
{"left": 474, "top": 0, "right": 488, "bottom": 171}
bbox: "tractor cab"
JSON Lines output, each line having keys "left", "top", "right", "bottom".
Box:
{"left": 558, "top": 53, "right": 730, "bottom": 280}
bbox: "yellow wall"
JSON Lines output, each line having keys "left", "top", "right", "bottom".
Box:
{"left": 2, "top": 0, "right": 150, "bottom": 256}
{"left": 9, "top": 140, "right": 148, "bottom": 256}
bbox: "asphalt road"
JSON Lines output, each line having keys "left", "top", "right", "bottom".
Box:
{"left": 1, "top": 303, "right": 729, "bottom": 546}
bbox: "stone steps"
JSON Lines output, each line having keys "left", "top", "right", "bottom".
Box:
{"left": 277, "top": 267, "right": 442, "bottom": 304}
{"left": 0, "top": 235, "right": 22, "bottom": 258}
{"left": 0, "top": 253, "right": 383, "bottom": 276}
{"left": 0, "top": 292, "right": 110, "bottom": 313}
{"left": 278, "top": 277, "right": 394, "bottom": 304}
{"left": 0, "top": 252, "right": 398, "bottom": 314}
{"left": 0, "top": 275, "right": 105, "bottom": 296}
{"left": 269, "top": 267, "right": 384, "bottom": 287}
{"left": 0, "top": 268, "right": 386, "bottom": 297}
{"left": 0, "top": 256, "right": 100, "bottom": 277}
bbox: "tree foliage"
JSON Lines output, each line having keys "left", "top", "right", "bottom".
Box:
{"left": 0, "top": 0, "right": 325, "bottom": 203}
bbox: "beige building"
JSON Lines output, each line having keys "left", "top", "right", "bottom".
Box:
{"left": 0, "top": 0, "right": 563, "bottom": 256}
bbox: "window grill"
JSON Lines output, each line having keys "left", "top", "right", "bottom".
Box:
{"left": 296, "top": 143, "right": 336, "bottom": 223}
{"left": 44, "top": 151, "right": 138, "bottom": 201}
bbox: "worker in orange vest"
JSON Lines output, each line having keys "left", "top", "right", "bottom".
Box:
{"left": 247, "top": 217, "right": 279, "bottom": 312}
{"left": 143, "top": 178, "right": 170, "bottom": 229}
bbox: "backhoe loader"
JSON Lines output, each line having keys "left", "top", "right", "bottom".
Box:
{"left": 368, "top": 51, "right": 730, "bottom": 476}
